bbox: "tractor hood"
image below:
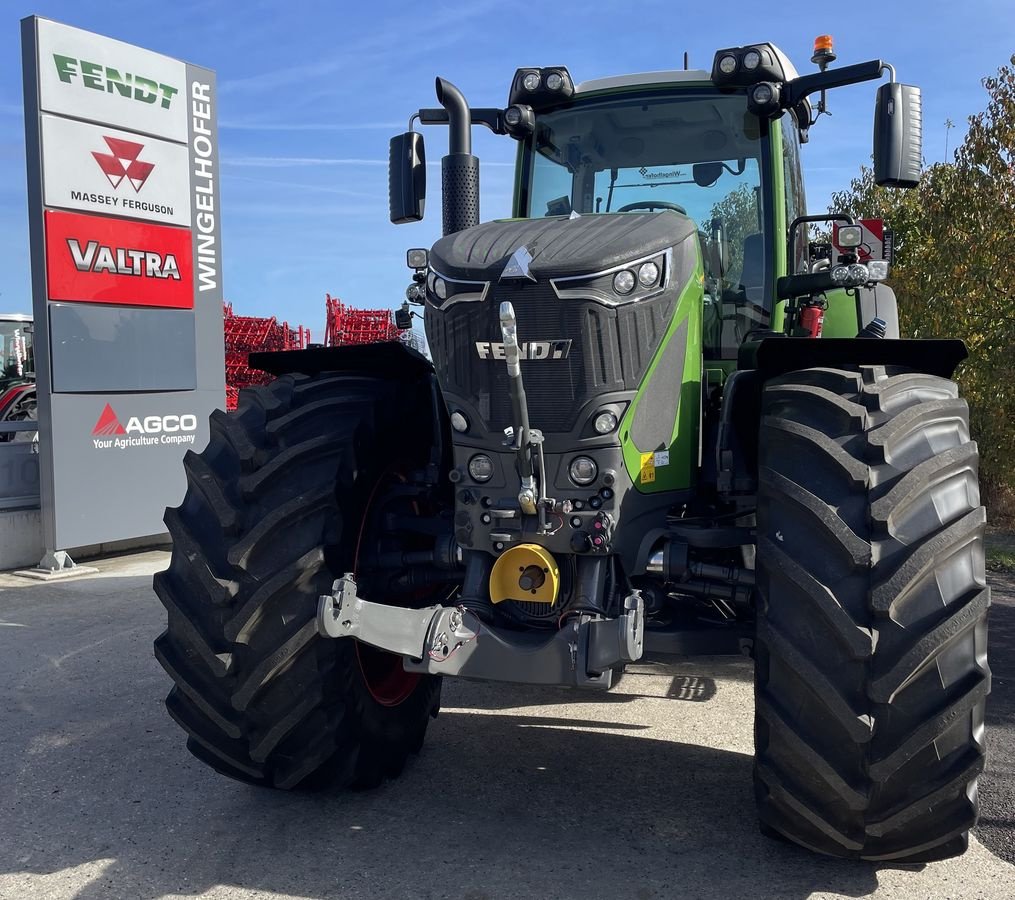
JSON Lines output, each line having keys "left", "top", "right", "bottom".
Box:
{"left": 423, "top": 208, "right": 703, "bottom": 447}
{"left": 429, "top": 211, "right": 698, "bottom": 281}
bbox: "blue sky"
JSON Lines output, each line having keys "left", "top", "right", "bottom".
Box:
{"left": 0, "top": 0, "right": 1012, "bottom": 339}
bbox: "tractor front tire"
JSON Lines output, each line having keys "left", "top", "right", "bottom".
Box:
{"left": 754, "top": 365, "right": 989, "bottom": 861}
{"left": 154, "top": 373, "right": 441, "bottom": 790}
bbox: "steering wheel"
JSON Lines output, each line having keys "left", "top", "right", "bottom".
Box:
{"left": 617, "top": 200, "right": 687, "bottom": 215}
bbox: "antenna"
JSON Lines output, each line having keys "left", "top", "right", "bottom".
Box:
{"left": 683, "top": 51, "right": 689, "bottom": 71}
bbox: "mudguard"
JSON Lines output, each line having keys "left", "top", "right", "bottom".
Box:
{"left": 738, "top": 337, "right": 967, "bottom": 380}
{"left": 250, "top": 340, "right": 433, "bottom": 379}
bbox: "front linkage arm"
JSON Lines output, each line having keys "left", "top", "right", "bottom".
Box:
{"left": 317, "top": 574, "right": 645, "bottom": 690}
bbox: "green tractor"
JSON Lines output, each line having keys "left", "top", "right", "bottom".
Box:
{"left": 155, "top": 40, "right": 989, "bottom": 862}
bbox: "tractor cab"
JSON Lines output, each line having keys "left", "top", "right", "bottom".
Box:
{"left": 513, "top": 70, "right": 771, "bottom": 359}
{"left": 391, "top": 40, "right": 921, "bottom": 357}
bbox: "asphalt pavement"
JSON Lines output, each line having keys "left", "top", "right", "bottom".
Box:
{"left": 0, "top": 550, "right": 1013, "bottom": 900}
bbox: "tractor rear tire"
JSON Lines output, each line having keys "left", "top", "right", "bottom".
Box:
{"left": 154, "top": 373, "right": 441, "bottom": 790}
{"left": 754, "top": 365, "right": 989, "bottom": 861}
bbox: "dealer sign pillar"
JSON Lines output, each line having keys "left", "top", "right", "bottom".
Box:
{"left": 21, "top": 16, "right": 224, "bottom": 569}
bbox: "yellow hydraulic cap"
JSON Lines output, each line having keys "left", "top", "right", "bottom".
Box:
{"left": 489, "top": 543, "right": 560, "bottom": 605}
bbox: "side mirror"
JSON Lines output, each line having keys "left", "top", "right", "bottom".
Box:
{"left": 693, "top": 162, "right": 723, "bottom": 188}
{"left": 873, "top": 82, "right": 922, "bottom": 188}
{"left": 389, "top": 132, "right": 426, "bottom": 224}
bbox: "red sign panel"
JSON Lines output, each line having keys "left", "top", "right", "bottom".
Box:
{"left": 45, "top": 210, "right": 193, "bottom": 309}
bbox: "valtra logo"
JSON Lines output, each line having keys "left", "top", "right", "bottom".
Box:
{"left": 92, "top": 136, "right": 155, "bottom": 192}
{"left": 45, "top": 210, "right": 194, "bottom": 309}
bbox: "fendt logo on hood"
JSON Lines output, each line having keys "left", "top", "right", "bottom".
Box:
{"left": 475, "top": 340, "right": 571, "bottom": 361}
{"left": 92, "top": 403, "right": 197, "bottom": 450}
{"left": 92, "top": 136, "right": 155, "bottom": 192}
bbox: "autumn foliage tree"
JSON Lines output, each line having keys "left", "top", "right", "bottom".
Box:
{"left": 829, "top": 57, "right": 1015, "bottom": 498}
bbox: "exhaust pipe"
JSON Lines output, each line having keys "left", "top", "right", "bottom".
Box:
{"left": 436, "top": 77, "right": 480, "bottom": 236}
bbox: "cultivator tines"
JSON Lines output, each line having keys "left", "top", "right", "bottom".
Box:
{"left": 324, "top": 294, "right": 399, "bottom": 347}
{"left": 222, "top": 296, "right": 403, "bottom": 412}
{"left": 222, "top": 302, "right": 310, "bottom": 410}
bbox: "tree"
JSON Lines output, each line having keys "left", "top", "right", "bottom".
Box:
{"left": 705, "top": 182, "right": 759, "bottom": 285}
{"left": 828, "top": 57, "right": 1015, "bottom": 497}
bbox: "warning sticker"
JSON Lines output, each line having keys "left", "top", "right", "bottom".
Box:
{"left": 654, "top": 451, "right": 670, "bottom": 467}
{"left": 640, "top": 452, "right": 656, "bottom": 484}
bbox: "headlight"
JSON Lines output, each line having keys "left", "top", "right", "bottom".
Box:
{"left": 468, "top": 454, "right": 494, "bottom": 482}
{"left": 569, "top": 456, "right": 598, "bottom": 486}
{"left": 613, "top": 270, "right": 636, "bottom": 294}
{"left": 545, "top": 72, "right": 564, "bottom": 91}
{"left": 743, "top": 49, "right": 761, "bottom": 70}
{"left": 836, "top": 224, "right": 863, "bottom": 248}
{"left": 867, "top": 260, "right": 890, "bottom": 281}
{"left": 847, "top": 263, "right": 869, "bottom": 283}
{"left": 406, "top": 248, "right": 428, "bottom": 269}
{"left": 426, "top": 268, "right": 489, "bottom": 308}
{"left": 593, "top": 411, "right": 618, "bottom": 434}
{"left": 450, "top": 411, "right": 469, "bottom": 433}
{"left": 552, "top": 250, "right": 669, "bottom": 307}
{"left": 718, "top": 54, "right": 738, "bottom": 75}
{"left": 637, "top": 261, "right": 659, "bottom": 287}
{"left": 831, "top": 265, "right": 850, "bottom": 283}
{"left": 522, "top": 72, "right": 540, "bottom": 91}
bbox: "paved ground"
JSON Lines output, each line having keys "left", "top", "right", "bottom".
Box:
{"left": 0, "top": 551, "right": 1012, "bottom": 900}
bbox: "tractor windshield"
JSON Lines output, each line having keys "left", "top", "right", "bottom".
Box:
{"left": 519, "top": 89, "right": 769, "bottom": 357}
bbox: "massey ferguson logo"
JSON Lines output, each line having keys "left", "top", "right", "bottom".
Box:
{"left": 68, "top": 239, "right": 181, "bottom": 280}
{"left": 92, "top": 136, "right": 154, "bottom": 192}
{"left": 475, "top": 340, "right": 571, "bottom": 360}
{"left": 92, "top": 403, "right": 197, "bottom": 450}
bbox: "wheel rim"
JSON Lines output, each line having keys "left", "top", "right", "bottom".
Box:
{"left": 355, "top": 642, "right": 420, "bottom": 707}
{"left": 352, "top": 467, "right": 425, "bottom": 707}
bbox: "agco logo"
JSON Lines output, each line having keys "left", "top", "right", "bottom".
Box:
{"left": 475, "top": 340, "right": 571, "bottom": 360}
{"left": 92, "top": 136, "right": 154, "bottom": 192}
{"left": 92, "top": 403, "right": 197, "bottom": 450}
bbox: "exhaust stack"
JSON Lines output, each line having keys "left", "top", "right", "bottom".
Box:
{"left": 436, "top": 78, "right": 480, "bottom": 235}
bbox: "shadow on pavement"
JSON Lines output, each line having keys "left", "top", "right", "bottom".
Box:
{"left": 977, "top": 573, "right": 1015, "bottom": 863}
{"left": 0, "top": 569, "right": 962, "bottom": 899}
{"left": 453, "top": 657, "right": 748, "bottom": 713}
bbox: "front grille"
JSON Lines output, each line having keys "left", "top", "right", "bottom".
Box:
{"left": 427, "top": 280, "right": 678, "bottom": 435}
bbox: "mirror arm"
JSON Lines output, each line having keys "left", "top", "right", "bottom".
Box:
{"left": 786, "top": 214, "right": 855, "bottom": 276}
{"left": 782, "top": 59, "right": 887, "bottom": 109}
{"left": 415, "top": 107, "right": 506, "bottom": 135}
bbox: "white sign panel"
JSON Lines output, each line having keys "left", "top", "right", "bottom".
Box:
{"left": 41, "top": 114, "right": 191, "bottom": 227}
{"left": 36, "top": 18, "right": 187, "bottom": 142}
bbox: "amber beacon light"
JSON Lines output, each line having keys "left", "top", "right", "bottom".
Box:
{"left": 811, "top": 34, "right": 836, "bottom": 68}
